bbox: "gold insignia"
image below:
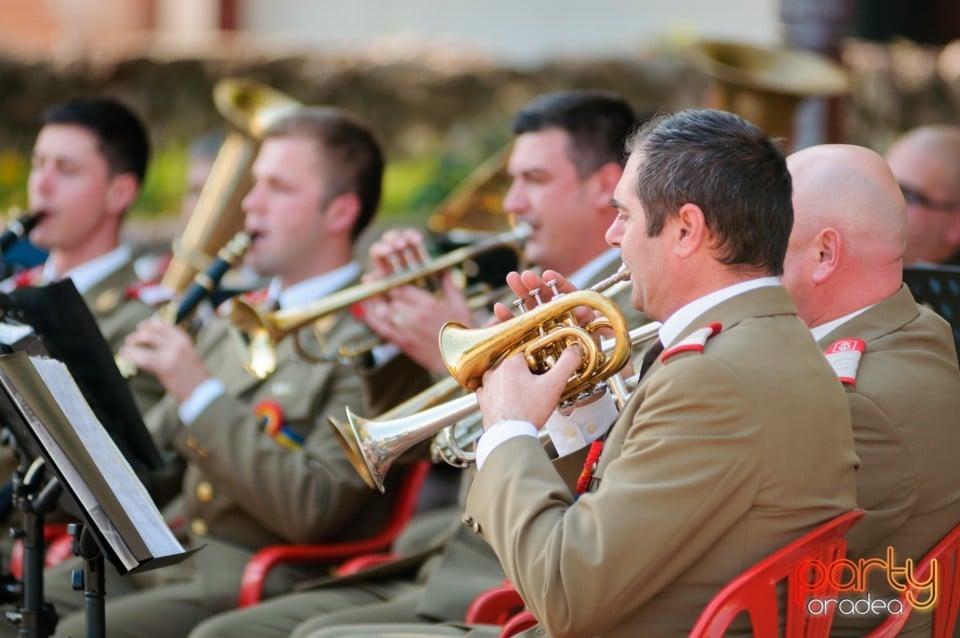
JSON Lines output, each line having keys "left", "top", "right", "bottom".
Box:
{"left": 196, "top": 481, "right": 214, "bottom": 502}
{"left": 190, "top": 518, "right": 209, "bottom": 537}
{"left": 94, "top": 289, "right": 121, "bottom": 313}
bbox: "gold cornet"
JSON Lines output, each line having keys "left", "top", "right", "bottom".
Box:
{"left": 230, "top": 223, "right": 532, "bottom": 379}
{"left": 329, "top": 267, "right": 651, "bottom": 492}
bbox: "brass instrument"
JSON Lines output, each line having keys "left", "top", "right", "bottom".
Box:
{"left": 159, "top": 79, "right": 300, "bottom": 294}
{"left": 230, "top": 223, "right": 532, "bottom": 380}
{"left": 116, "top": 230, "right": 253, "bottom": 378}
{"left": 0, "top": 210, "right": 43, "bottom": 255}
{"left": 687, "top": 39, "right": 848, "bottom": 146}
{"left": 330, "top": 268, "right": 644, "bottom": 492}
{"left": 430, "top": 320, "right": 662, "bottom": 468}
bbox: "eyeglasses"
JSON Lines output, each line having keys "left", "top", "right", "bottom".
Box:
{"left": 898, "top": 184, "right": 960, "bottom": 213}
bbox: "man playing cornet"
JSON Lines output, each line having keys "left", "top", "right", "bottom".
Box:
{"left": 303, "top": 109, "right": 861, "bottom": 638}
{"left": 187, "top": 90, "right": 648, "bottom": 638}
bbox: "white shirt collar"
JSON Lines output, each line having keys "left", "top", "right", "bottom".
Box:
{"left": 567, "top": 248, "right": 621, "bottom": 290}
{"left": 46, "top": 245, "right": 132, "bottom": 294}
{"left": 659, "top": 277, "right": 781, "bottom": 348}
{"left": 810, "top": 305, "right": 873, "bottom": 342}
{"left": 270, "top": 262, "right": 362, "bottom": 310}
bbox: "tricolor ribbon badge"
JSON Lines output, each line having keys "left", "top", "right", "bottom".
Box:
{"left": 254, "top": 400, "right": 304, "bottom": 450}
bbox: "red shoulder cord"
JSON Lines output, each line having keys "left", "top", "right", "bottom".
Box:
{"left": 575, "top": 440, "right": 604, "bottom": 496}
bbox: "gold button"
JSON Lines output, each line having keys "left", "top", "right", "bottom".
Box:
{"left": 198, "top": 447, "right": 210, "bottom": 459}
{"left": 190, "top": 518, "right": 208, "bottom": 537}
{"left": 95, "top": 289, "right": 120, "bottom": 313}
{"left": 586, "top": 422, "right": 597, "bottom": 435}
{"left": 185, "top": 435, "right": 199, "bottom": 450}
{"left": 196, "top": 481, "right": 214, "bottom": 502}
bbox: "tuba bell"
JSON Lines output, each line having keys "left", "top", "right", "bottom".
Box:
{"left": 159, "top": 78, "right": 300, "bottom": 295}
{"left": 687, "top": 39, "right": 849, "bottom": 147}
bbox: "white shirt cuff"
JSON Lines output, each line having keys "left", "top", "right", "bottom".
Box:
{"left": 178, "top": 378, "right": 226, "bottom": 425}
{"left": 475, "top": 419, "right": 538, "bottom": 469}
{"left": 544, "top": 392, "right": 618, "bottom": 457}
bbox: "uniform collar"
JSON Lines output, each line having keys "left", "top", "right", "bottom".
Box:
{"left": 271, "top": 261, "right": 361, "bottom": 310}
{"left": 46, "top": 245, "right": 132, "bottom": 294}
{"left": 811, "top": 305, "right": 873, "bottom": 342}
{"left": 659, "top": 277, "right": 780, "bottom": 348}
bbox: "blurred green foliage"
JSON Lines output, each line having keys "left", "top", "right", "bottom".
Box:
{"left": 0, "top": 134, "right": 504, "bottom": 222}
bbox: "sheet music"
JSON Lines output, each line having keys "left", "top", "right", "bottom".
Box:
{"left": 0, "top": 353, "right": 185, "bottom": 572}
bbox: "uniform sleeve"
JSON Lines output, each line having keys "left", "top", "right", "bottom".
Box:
{"left": 842, "top": 391, "right": 917, "bottom": 555}
{"left": 172, "top": 360, "right": 373, "bottom": 543}
{"left": 465, "top": 356, "right": 762, "bottom": 637}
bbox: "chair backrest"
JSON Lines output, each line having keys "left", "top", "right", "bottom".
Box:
{"left": 236, "top": 460, "right": 430, "bottom": 607}
{"left": 689, "top": 509, "right": 866, "bottom": 638}
{"left": 866, "top": 520, "right": 960, "bottom": 638}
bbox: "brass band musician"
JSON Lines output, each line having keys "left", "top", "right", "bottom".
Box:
{"left": 37, "top": 105, "right": 416, "bottom": 638}
{"left": 187, "top": 90, "right": 648, "bottom": 638}
{"left": 304, "top": 110, "right": 860, "bottom": 637}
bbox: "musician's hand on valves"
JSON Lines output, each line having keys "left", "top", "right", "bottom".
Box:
{"left": 119, "top": 317, "right": 214, "bottom": 404}
{"left": 362, "top": 228, "right": 473, "bottom": 375}
{"left": 476, "top": 344, "right": 583, "bottom": 431}
{"left": 492, "top": 269, "right": 587, "bottom": 324}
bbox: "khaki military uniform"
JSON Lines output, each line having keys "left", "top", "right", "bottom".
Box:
{"left": 46, "top": 278, "right": 409, "bottom": 638}
{"left": 187, "top": 259, "right": 653, "bottom": 638}
{"left": 463, "top": 286, "right": 859, "bottom": 637}
{"left": 821, "top": 285, "right": 960, "bottom": 637}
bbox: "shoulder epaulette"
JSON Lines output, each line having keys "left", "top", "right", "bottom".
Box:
{"left": 661, "top": 322, "right": 722, "bottom": 362}
{"left": 824, "top": 338, "right": 866, "bottom": 385}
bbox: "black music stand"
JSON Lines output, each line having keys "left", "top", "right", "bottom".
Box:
{"left": 903, "top": 265, "right": 960, "bottom": 359}
{"left": 0, "top": 351, "right": 192, "bottom": 638}
{"left": 0, "top": 280, "right": 183, "bottom": 638}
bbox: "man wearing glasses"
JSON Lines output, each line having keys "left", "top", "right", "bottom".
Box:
{"left": 885, "top": 124, "right": 960, "bottom": 266}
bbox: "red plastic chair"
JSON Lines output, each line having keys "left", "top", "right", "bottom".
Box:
{"left": 7, "top": 523, "right": 69, "bottom": 578}
{"left": 465, "top": 582, "right": 526, "bottom": 627}
{"left": 236, "top": 460, "right": 429, "bottom": 607}
{"left": 334, "top": 552, "right": 398, "bottom": 576}
{"left": 689, "top": 509, "right": 866, "bottom": 638}
{"left": 866, "top": 520, "right": 960, "bottom": 638}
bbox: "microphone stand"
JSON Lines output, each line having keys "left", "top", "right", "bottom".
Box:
{"left": 6, "top": 457, "right": 59, "bottom": 638}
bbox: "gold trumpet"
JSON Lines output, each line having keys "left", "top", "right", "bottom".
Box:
{"left": 430, "top": 320, "right": 662, "bottom": 468}
{"left": 230, "top": 223, "right": 532, "bottom": 380}
{"left": 330, "top": 268, "right": 645, "bottom": 492}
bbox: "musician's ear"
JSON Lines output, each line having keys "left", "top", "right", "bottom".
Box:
{"left": 105, "top": 173, "right": 140, "bottom": 217}
{"left": 322, "top": 192, "right": 361, "bottom": 238}
{"left": 811, "top": 227, "right": 841, "bottom": 284}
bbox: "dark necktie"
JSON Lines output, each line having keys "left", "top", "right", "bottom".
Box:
{"left": 637, "top": 338, "right": 665, "bottom": 380}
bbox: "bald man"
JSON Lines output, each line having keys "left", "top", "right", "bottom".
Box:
{"left": 782, "top": 144, "right": 960, "bottom": 635}
{"left": 885, "top": 125, "right": 960, "bottom": 265}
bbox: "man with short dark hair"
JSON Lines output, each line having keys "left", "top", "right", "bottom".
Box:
{"left": 187, "top": 90, "right": 649, "bottom": 638}
{"left": 37, "top": 105, "right": 409, "bottom": 638}
{"left": 305, "top": 109, "right": 860, "bottom": 638}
